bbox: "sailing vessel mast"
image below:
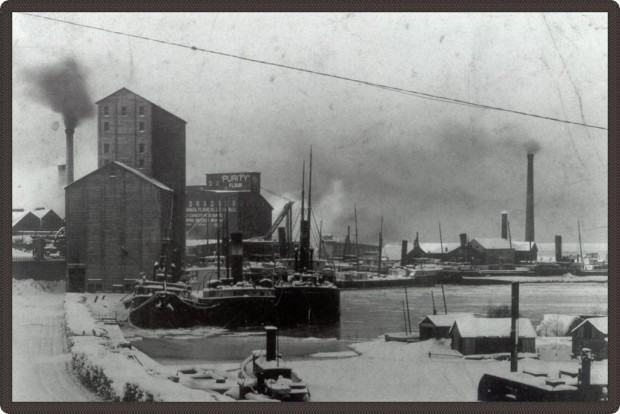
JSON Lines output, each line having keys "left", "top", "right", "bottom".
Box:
{"left": 354, "top": 204, "right": 360, "bottom": 272}
{"left": 378, "top": 216, "right": 383, "bottom": 275}
{"left": 439, "top": 221, "right": 444, "bottom": 262}
{"left": 578, "top": 220, "right": 584, "bottom": 265}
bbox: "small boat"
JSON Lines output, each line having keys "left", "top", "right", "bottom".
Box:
{"left": 384, "top": 332, "right": 419, "bottom": 343}
{"left": 238, "top": 327, "right": 310, "bottom": 401}
{"left": 176, "top": 367, "right": 236, "bottom": 394}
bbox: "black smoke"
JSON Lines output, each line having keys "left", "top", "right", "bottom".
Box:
{"left": 25, "top": 57, "right": 94, "bottom": 129}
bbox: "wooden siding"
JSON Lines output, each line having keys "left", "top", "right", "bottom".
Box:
{"left": 65, "top": 163, "right": 171, "bottom": 291}
{"left": 572, "top": 324, "right": 608, "bottom": 358}
{"left": 450, "top": 324, "right": 536, "bottom": 355}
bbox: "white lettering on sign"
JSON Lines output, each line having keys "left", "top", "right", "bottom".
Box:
{"left": 221, "top": 174, "right": 251, "bottom": 183}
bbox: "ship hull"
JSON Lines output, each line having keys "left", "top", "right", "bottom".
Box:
{"left": 273, "top": 286, "right": 340, "bottom": 326}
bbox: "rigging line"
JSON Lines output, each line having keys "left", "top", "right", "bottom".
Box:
{"left": 20, "top": 12, "right": 608, "bottom": 131}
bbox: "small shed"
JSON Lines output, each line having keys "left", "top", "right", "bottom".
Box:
{"left": 419, "top": 313, "right": 475, "bottom": 340}
{"left": 450, "top": 318, "right": 536, "bottom": 355}
{"left": 571, "top": 317, "right": 608, "bottom": 359}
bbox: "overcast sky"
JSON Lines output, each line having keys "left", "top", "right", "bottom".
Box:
{"left": 12, "top": 12, "right": 608, "bottom": 244}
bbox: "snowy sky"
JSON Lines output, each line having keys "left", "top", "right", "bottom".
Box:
{"left": 12, "top": 12, "right": 608, "bottom": 244}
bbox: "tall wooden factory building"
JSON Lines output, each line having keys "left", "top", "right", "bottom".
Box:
{"left": 95, "top": 88, "right": 186, "bottom": 267}
{"left": 186, "top": 172, "right": 272, "bottom": 242}
{"left": 65, "top": 162, "right": 173, "bottom": 292}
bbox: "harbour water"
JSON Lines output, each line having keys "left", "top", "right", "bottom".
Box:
{"left": 129, "top": 282, "right": 607, "bottom": 365}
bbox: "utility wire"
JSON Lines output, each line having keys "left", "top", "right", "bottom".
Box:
{"left": 21, "top": 12, "right": 608, "bottom": 131}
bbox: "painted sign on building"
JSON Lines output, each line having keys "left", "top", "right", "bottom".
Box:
{"left": 205, "top": 172, "right": 261, "bottom": 192}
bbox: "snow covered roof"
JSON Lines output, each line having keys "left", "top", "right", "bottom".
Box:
{"left": 511, "top": 241, "right": 537, "bottom": 252}
{"left": 570, "top": 317, "right": 608, "bottom": 335}
{"left": 451, "top": 318, "right": 536, "bottom": 338}
{"left": 32, "top": 208, "right": 53, "bottom": 219}
{"left": 382, "top": 243, "right": 407, "bottom": 260}
{"left": 12, "top": 211, "right": 27, "bottom": 226}
{"left": 471, "top": 238, "right": 512, "bottom": 249}
{"left": 421, "top": 313, "right": 476, "bottom": 327}
{"left": 418, "top": 243, "right": 461, "bottom": 254}
{"left": 65, "top": 161, "right": 172, "bottom": 192}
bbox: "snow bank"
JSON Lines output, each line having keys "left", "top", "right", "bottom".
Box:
{"left": 536, "top": 314, "right": 582, "bottom": 336}
{"left": 13, "top": 278, "right": 65, "bottom": 295}
{"left": 64, "top": 294, "right": 228, "bottom": 402}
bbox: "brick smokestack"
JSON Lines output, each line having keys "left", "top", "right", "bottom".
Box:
{"left": 65, "top": 128, "right": 75, "bottom": 184}
{"left": 501, "top": 210, "right": 508, "bottom": 239}
{"left": 525, "top": 154, "right": 534, "bottom": 242}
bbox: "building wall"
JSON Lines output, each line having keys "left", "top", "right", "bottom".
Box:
{"left": 572, "top": 324, "right": 608, "bottom": 358}
{"left": 97, "top": 90, "right": 186, "bottom": 268}
{"left": 151, "top": 105, "right": 186, "bottom": 267}
{"left": 98, "top": 91, "right": 153, "bottom": 173}
{"left": 322, "top": 240, "right": 378, "bottom": 260}
{"left": 185, "top": 186, "right": 272, "bottom": 240}
{"left": 66, "top": 163, "right": 172, "bottom": 291}
{"left": 450, "top": 325, "right": 535, "bottom": 355}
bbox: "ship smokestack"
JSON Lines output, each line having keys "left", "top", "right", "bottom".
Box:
{"left": 401, "top": 240, "right": 407, "bottom": 266}
{"left": 525, "top": 154, "right": 535, "bottom": 242}
{"left": 501, "top": 210, "right": 508, "bottom": 240}
{"left": 265, "top": 326, "right": 278, "bottom": 361}
{"left": 65, "top": 128, "right": 75, "bottom": 184}
{"left": 555, "top": 235, "right": 562, "bottom": 262}
{"left": 459, "top": 233, "right": 467, "bottom": 248}
{"left": 230, "top": 232, "right": 243, "bottom": 282}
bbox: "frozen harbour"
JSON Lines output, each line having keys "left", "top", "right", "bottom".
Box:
{"left": 11, "top": 278, "right": 608, "bottom": 402}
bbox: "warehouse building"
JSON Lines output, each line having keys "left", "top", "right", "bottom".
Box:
{"left": 32, "top": 208, "right": 64, "bottom": 231}
{"left": 65, "top": 161, "right": 173, "bottom": 292}
{"left": 185, "top": 172, "right": 272, "bottom": 241}
{"left": 450, "top": 317, "right": 536, "bottom": 355}
{"left": 419, "top": 313, "right": 475, "bottom": 340}
{"left": 12, "top": 210, "right": 45, "bottom": 233}
{"left": 96, "top": 87, "right": 186, "bottom": 267}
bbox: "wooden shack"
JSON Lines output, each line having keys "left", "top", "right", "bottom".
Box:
{"left": 571, "top": 317, "right": 608, "bottom": 359}
{"left": 450, "top": 318, "right": 536, "bottom": 355}
{"left": 419, "top": 313, "right": 475, "bottom": 340}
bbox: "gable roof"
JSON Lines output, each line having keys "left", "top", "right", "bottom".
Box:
{"left": 451, "top": 318, "right": 537, "bottom": 338}
{"left": 95, "top": 87, "right": 186, "bottom": 123}
{"left": 571, "top": 317, "right": 608, "bottom": 335}
{"left": 31, "top": 208, "right": 61, "bottom": 220}
{"left": 64, "top": 161, "right": 172, "bottom": 192}
{"left": 421, "top": 313, "right": 476, "bottom": 327}
{"left": 12, "top": 211, "right": 33, "bottom": 227}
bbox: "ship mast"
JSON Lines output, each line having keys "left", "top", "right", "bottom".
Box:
{"left": 378, "top": 216, "right": 383, "bottom": 275}
{"left": 354, "top": 203, "right": 360, "bottom": 272}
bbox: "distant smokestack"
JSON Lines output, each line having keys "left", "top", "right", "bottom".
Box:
{"left": 501, "top": 210, "right": 508, "bottom": 239}
{"left": 555, "top": 236, "right": 562, "bottom": 262}
{"left": 401, "top": 240, "right": 408, "bottom": 266}
{"left": 525, "top": 154, "right": 535, "bottom": 242}
{"left": 58, "top": 164, "right": 67, "bottom": 188}
{"left": 459, "top": 233, "right": 467, "bottom": 248}
{"left": 65, "top": 128, "right": 75, "bottom": 184}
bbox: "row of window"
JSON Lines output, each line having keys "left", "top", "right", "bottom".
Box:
{"left": 103, "top": 105, "right": 145, "bottom": 117}
{"left": 187, "top": 200, "right": 259, "bottom": 208}
{"left": 188, "top": 200, "right": 237, "bottom": 208}
{"left": 103, "top": 143, "right": 146, "bottom": 154}
{"left": 102, "top": 121, "right": 146, "bottom": 132}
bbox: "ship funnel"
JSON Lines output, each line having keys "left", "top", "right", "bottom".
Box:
{"left": 501, "top": 210, "right": 508, "bottom": 240}
{"left": 555, "top": 235, "right": 562, "bottom": 262}
{"left": 265, "top": 326, "right": 278, "bottom": 361}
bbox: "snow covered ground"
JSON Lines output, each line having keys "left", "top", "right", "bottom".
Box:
{"left": 12, "top": 279, "right": 101, "bottom": 401}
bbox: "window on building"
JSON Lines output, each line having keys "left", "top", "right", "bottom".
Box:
{"left": 210, "top": 201, "right": 214, "bottom": 207}
{"left": 139, "top": 106, "right": 145, "bottom": 116}
{"left": 232, "top": 200, "right": 236, "bottom": 207}
{"left": 104, "top": 143, "right": 109, "bottom": 154}
{"left": 208, "top": 180, "right": 212, "bottom": 187}
{"left": 139, "top": 143, "right": 145, "bottom": 153}
{"left": 103, "top": 105, "right": 109, "bottom": 116}
{"left": 139, "top": 159, "right": 145, "bottom": 168}
{"left": 139, "top": 122, "right": 145, "bottom": 132}
{"left": 121, "top": 106, "right": 127, "bottom": 116}
{"left": 103, "top": 122, "right": 109, "bottom": 132}
{"left": 189, "top": 201, "right": 193, "bottom": 207}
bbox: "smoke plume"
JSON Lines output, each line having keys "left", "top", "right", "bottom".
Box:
{"left": 25, "top": 57, "right": 94, "bottom": 129}
{"left": 525, "top": 139, "right": 542, "bottom": 154}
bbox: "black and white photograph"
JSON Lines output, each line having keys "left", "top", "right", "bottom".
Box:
{"left": 7, "top": 9, "right": 612, "bottom": 405}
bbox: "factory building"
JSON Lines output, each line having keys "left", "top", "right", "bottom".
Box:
{"left": 65, "top": 161, "right": 173, "bottom": 292}
{"left": 186, "top": 172, "right": 272, "bottom": 242}
{"left": 95, "top": 87, "right": 186, "bottom": 267}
